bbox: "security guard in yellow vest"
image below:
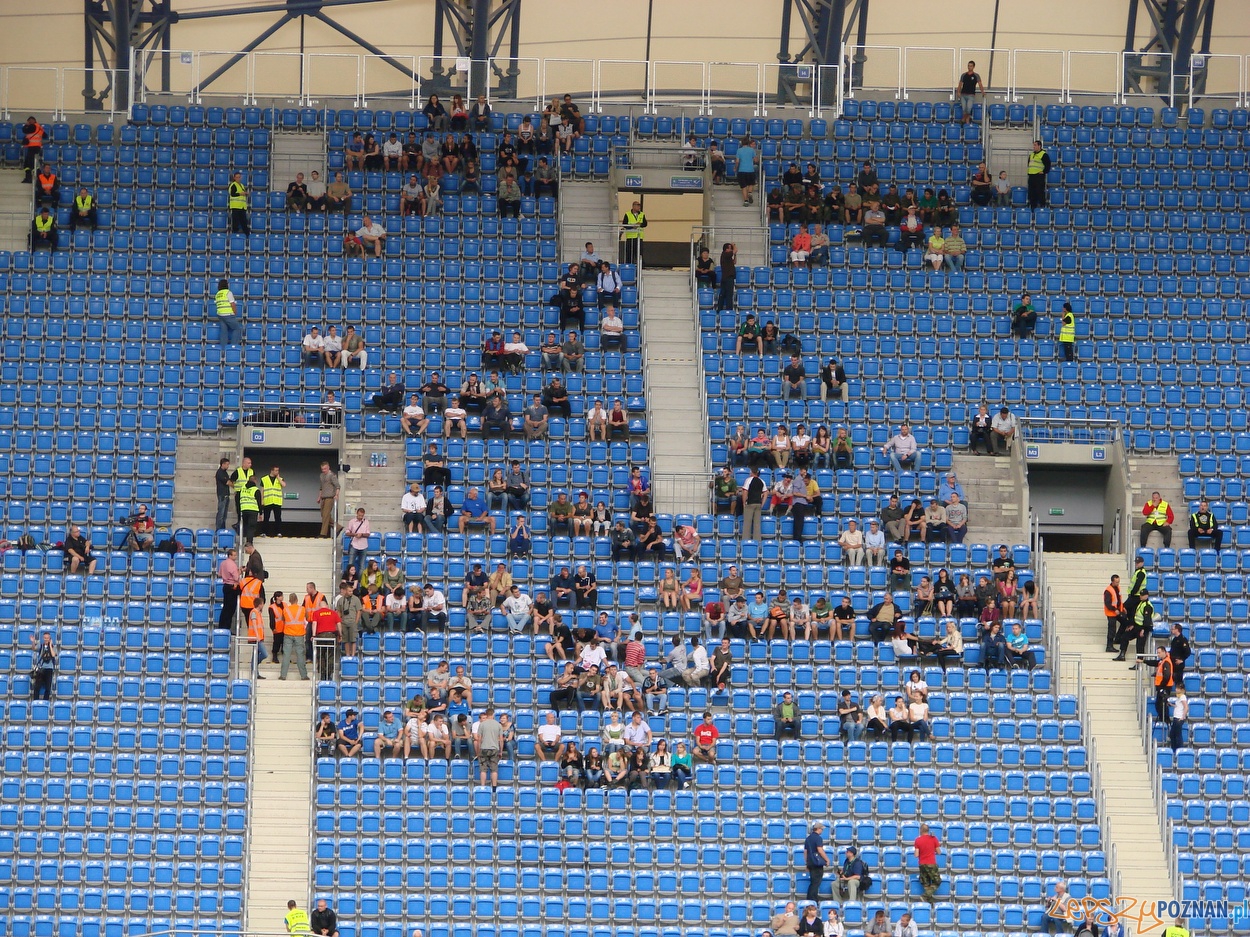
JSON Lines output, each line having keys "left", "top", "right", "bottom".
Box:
{"left": 237, "top": 477, "right": 260, "bottom": 545}
{"left": 259, "top": 466, "right": 286, "bottom": 538}
{"left": 1114, "top": 589, "right": 1154, "bottom": 662}
{"left": 284, "top": 900, "right": 310, "bottom": 935}
{"left": 1026, "top": 139, "right": 1050, "bottom": 208}
{"left": 1058, "top": 301, "right": 1075, "bottom": 362}
{"left": 230, "top": 456, "right": 254, "bottom": 522}
{"left": 214, "top": 278, "right": 243, "bottom": 346}
{"left": 1140, "top": 490, "right": 1173, "bottom": 549}
{"left": 621, "top": 199, "right": 646, "bottom": 266}
{"left": 228, "top": 170, "right": 250, "bottom": 234}
{"left": 1162, "top": 924, "right": 1189, "bottom": 937}
{"left": 70, "top": 188, "right": 97, "bottom": 229}
{"left": 31, "top": 207, "right": 57, "bottom": 251}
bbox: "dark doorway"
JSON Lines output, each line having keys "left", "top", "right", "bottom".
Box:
{"left": 1039, "top": 532, "right": 1105, "bottom": 553}
{"left": 243, "top": 448, "right": 340, "bottom": 538}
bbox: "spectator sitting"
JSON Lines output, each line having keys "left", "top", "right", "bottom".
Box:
{"left": 970, "top": 161, "right": 994, "bottom": 206}
{"left": 63, "top": 524, "right": 97, "bottom": 574}
{"left": 125, "top": 505, "right": 156, "bottom": 552}
{"left": 371, "top": 372, "right": 404, "bottom": 412}
{"left": 533, "top": 157, "right": 558, "bottom": 197}
{"left": 542, "top": 377, "right": 571, "bottom": 419}
{"left": 789, "top": 225, "right": 811, "bottom": 266}
{"left": 968, "top": 403, "right": 992, "bottom": 454}
{"left": 400, "top": 395, "right": 429, "bottom": 436}
{"left": 857, "top": 160, "right": 879, "bottom": 196}
{"left": 774, "top": 691, "right": 799, "bottom": 739}
{"left": 596, "top": 261, "right": 623, "bottom": 308}
{"left": 600, "top": 307, "right": 624, "bottom": 349}
{"left": 838, "top": 520, "right": 865, "bottom": 566}
{"left": 861, "top": 201, "right": 888, "bottom": 248}
{"left": 608, "top": 399, "right": 629, "bottom": 438}
{"left": 325, "top": 171, "right": 352, "bottom": 212}
{"left": 766, "top": 188, "right": 784, "bottom": 222}
{"left": 356, "top": 213, "right": 387, "bottom": 257}
{"left": 938, "top": 472, "right": 965, "bottom": 503}
{"left": 548, "top": 493, "right": 574, "bottom": 537}
{"left": 302, "top": 326, "right": 324, "bottom": 366}
{"left": 540, "top": 331, "right": 563, "bottom": 371}
{"left": 943, "top": 225, "right": 967, "bottom": 272}
{"left": 898, "top": 207, "right": 925, "bottom": 251}
{"left": 808, "top": 224, "right": 830, "bottom": 265}
{"left": 882, "top": 424, "right": 918, "bottom": 473}
{"left": 1011, "top": 293, "right": 1037, "bottom": 337}
{"left": 502, "top": 332, "right": 528, "bottom": 373}
{"left": 482, "top": 394, "right": 510, "bottom": 436}
{"left": 400, "top": 174, "right": 426, "bottom": 217}
{"left": 498, "top": 171, "right": 522, "bottom": 218}
{"left": 70, "top": 188, "right": 98, "bottom": 228}
{"left": 443, "top": 395, "right": 467, "bottom": 439}
{"left": 995, "top": 170, "right": 1011, "bottom": 206}
{"left": 304, "top": 170, "right": 326, "bottom": 211}
{"left": 923, "top": 227, "right": 946, "bottom": 272}
{"left": 991, "top": 406, "right": 1018, "bottom": 455}
{"left": 286, "top": 173, "right": 309, "bottom": 211}
{"left": 921, "top": 499, "right": 947, "bottom": 542}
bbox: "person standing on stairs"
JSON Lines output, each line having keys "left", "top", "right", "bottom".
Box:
{"left": 621, "top": 200, "right": 647, "bottom": 266}
{"left": 717, "top": 243, "right": 737, "bottom": 312}
{"left": 1169, "top": 623, "right": 1191, "bottom": 689}
{"left": 1152, "top": 645, "right": 1175, "bottom": 722}
{"left": 227, "top": 170, "right": 250, "bottom": 235}
{"left": 1102, "top": 574, "right": 1124, "bottom": 653}
{"left": 1057, "top": 301, "right": 1076, "bottom": 362}
{"left": 1114, "top": 589, "right": 1154, "bottom": 664}
{"left": 218, "top": 548, "right": 241, "bottom": 631}
{"left": 20, "top": 116, "right": 44, "bottom": 183}
{"left": 259, "top": 465, "right": 286, "bottom": 538}
{"left": 214, "top": 457, "right": 231, "bottom": 531}
{"left": 280, "top": 593, "right": 310, "bottom": 680}
{"left": 736, "top": 137, "right": 757, "bottom": 205}
{"left": 317, "top": 461, "right": 341, "bottom": 538}
{"left": 230, "top": 455, "right": 253, "bottom": 523}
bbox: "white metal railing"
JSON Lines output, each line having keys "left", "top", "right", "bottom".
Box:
{"left": 231, "top": 633, "right": 259, "bottom": 930}
{"left": 13, "top": 48, "right": 1250, "bottom": 117}
{"left": 1135, "top": 662, "right": 1183, "bottom": 903}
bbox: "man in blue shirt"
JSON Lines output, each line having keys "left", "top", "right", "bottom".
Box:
{"left": 372, "top": 709, "right": 402, "bottom": 759}
{"left": 458, "top": 486, "right": 496, "bottom": 534}
{"left": 736, "top": 137, "right": 758, "bottom": 206}
{"left": 937, "top": 472, "right": 965, "bottom": 503}
{"left": 594, "top": 611, "right": 620, "bottom": 663}
{"left": 336, "top": 709, "right": 362, "bottom": 758}
{"left": 803, "top": 821, "right": 830, "bottom": 901}
{"left": 836, "top": 844, "right": 867, "bottom": 901}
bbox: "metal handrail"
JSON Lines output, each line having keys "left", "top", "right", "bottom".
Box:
{"left": 1136, "top": 662, "right": 1183, "bottom": 901}
{"left": 1017, "top": 416, "right": 1122, "bottom": 444}
{"left": 234, "top": 633, "right": 259, "bottom": 931}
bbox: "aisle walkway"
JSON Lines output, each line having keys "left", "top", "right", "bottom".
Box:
{"left": 1042, "top": 551, "right": 1176, "bottom": 932}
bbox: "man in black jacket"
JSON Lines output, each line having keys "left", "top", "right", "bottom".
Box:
{"left": 310, "top": 899, "right": 338, "bottom": 937}
{"left": 1169, "top": 623, "right": 1192, "bottom": 688}
{"left": 371, "top": 372, "right": 405, "bottom": 411}
{"left": 1188, "top": 499, "right": 1223, "bottom": 550}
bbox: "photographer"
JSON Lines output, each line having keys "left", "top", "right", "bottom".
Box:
{"left": 124, "top": 505, "right": 156, "bottom": 552}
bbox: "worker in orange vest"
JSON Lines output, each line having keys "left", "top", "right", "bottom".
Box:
{"left": 280, "top": 592, "right": 309, "bottom": 680}
{"left": 21, "top": 116, "right": 44, "bottom": 183}
{"left": 35, "top": 163, "right": 59, "bottom": 207}
{"left": 1154, "top": 646, "right": 1174, "bottom": 723}
{"left": 268, "top": 592, "right": 286, "bottom": 664}
{"left": 246, "top": 605, "right": 268, "bottom": 674}
{"left": 1102, "top": 574, "right": 1124, "bottom": 653}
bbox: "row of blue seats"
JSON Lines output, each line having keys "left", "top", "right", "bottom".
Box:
{"left": 42, "top": 147, "right": 268, "bottom": 173}
{"left": 5, "top": 698, "right": 246, "bottom": 725}
{"left": 1, "top": 780, "right": 248, "bottom": 809}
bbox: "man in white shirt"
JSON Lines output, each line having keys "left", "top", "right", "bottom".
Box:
{"left": 600, "top": 309, "right": 624, "bottom": 349}
{"left": 991, "top": 406, "right": 1018, "bottom": 455}
{"left": 382, "top": 133, "right": 403, "bottom": 170}
{"left": 587, "top": 398, "right": 608, "bottom": 441}
{"left": 501, "top": 585, "right": 534, "bottom": 634}
{"left": 443, "top": 395, "right": 468, "bottom": 440}
{"left": 577, "top": 641, "right": 607, "bottom": 674}
{"left": 502, "top": 332, "right": 529, "bottom": 372}
{"left": 421, "top": 583, "right": 447, "bottom": 630}
{"left": 622, "top": 710, "right": 652, "bottom": 750}
{"left": 304, "top": 170, "right": 326, "bottom": 211}
{"left": 401, "top": 482, "right": 427, "bottom": 533}
{"left": 356, "top": 214, "right": 386, "bottom": 257}
{"left": 864, "top": 519, "right": 886, "bottom": 566}
{"left": 302, "top": 326, "right": 324, "bottom": 365}
{"left": 402, "top": 713, "right": 425, "bottom": 758}
{"left": 684, "top": 636, "right": 711, "bottom": 686}
{"left": 535, "top": 711, "right": 565, "bottom": 761}
{"left": 882, "top": 424, "right": 918, "bottom": 473}
{"left": 400, "top": 395, "right": 429, "bottom": 437}
{"left": 838, "top": 519, "right": 865, "bottom": 566}
{"left": 892, "top": 912, "right": 918, "bottom": 937}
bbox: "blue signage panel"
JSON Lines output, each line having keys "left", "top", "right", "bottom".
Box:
{"left": 251, "top": 430, "right": 265, "bottom": 444}
{"left": 1025, "top": 444, "right": 1039, "bottom": 460}
{"left": 623, "top": 174, "right": 643, "bottom": 188}
{"left": 669, "top": 175, "right": 704, "bottom": 190}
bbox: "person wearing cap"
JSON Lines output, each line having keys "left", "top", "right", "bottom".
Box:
{"left": 938, "top": 472, "right": 965, "bottom": 503}
{"left": 836, "top": 845, "right": 866, "bottom": 901}
{"left": 803, "top": 822, "right": 830, "bottom": 901}
{"left": 991, "top": 406, "right": 1018, "bottom": 455}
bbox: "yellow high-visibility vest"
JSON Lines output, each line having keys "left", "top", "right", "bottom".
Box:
{"left": 1147, "top": 499, "right": 1170, "bottom": 526}
{"left": 237, "top": 485, "right": 259, "bottom": 513}
{"left": 34, "top": 215, "right": 53, "bottom": 234}
{"left": 75, "top": 195, "right": 93, "bottom": 212}
{"left": 623, "top": 210, "right": 646, "bottom": 240}
{"left": 231, "top": 466, "right": 253, "bottom": 492}
{"left": 228, "top": 180, "right": 248, "bottom": 210}
{"left": 1059, "top": 312, "right": 1075, "bottom": 343}
{"left": 260, "top": 474, "right": 284, "bottom": 507}
{"left": 1028, "top": 150, "right": 1046, "bottom": 175}
{"left": 284, "top": 908, "right": 310, "bottom": 935}
{"left": 215, "top": 288, "right": 235, "bottom": 317}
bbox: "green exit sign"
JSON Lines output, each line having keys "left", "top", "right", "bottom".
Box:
{"left": 1049, "top": 507, "right": 1065, "bottom": 516}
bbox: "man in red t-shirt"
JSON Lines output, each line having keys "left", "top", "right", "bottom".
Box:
{"left": 913, "top": 823, "right": 941, "bottom": 904}
{"left": 309, "top": 606, "right": 341, "bottom": 680}
{"left": 693, "top": 711, "right": 720, "bottom": 764}
{"left": 703, "top": 600, "right": 726, "bottom": 642}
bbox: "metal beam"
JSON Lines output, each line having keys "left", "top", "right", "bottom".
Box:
{"left": 1123, "top": 0, "right": 1216, "bottom": 104}
{"left": 776, "top": 0, "right": 868, "bottom": 106}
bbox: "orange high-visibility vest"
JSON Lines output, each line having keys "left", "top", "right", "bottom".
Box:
{"left": 240, "top": 576, "right": 264, "bottom": 610}
{"left": 283, "top": 604, "right": 308, "bottom": 638}
{"left": 362, "top": 593, "right": 386, "bottom": 613}
{"left": 302, "top": 592, "right": 326, "bottom": 612}
{"left": 38, "top": 172, "right": 56, "bottom": 194}
{"left": 247, "top": 607, "right": 264, "bottom": 642}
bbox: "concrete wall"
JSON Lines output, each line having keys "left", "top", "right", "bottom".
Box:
{"left": 8, "top": 1, "right": 1250, "bottom": 113}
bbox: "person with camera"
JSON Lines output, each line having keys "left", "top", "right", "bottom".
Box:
{"left": 124, "top": 505, "right": 156, "bottom": 552}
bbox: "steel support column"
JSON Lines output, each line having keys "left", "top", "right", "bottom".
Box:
{"left": 776, "top": 0, "right": 868, "bottom": 105}
{"left": 1124, "top": 0, "right": 1217, "bottom": 103}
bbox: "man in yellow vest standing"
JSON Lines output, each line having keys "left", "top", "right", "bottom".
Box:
{"left": 237, "top": 476, "right": 260, "bottom": 546}
{"left": 259, "top": 465, "right": 286, "bottom": 538}
{"left": 31, "top": 207, "right": 57, "bottom": 252}
{"left": 1026, "top": 140, "right": 1050, "bottom": 209}
{"left": 230, "top": 455, "right": 253, "bottom": 523}
{"left": 1057, "top": 301, "right": 1075, "bottom": 362}
{"left": 228, "top": 170, "right": 250, "bottom": 234}
{"left": 70, "top": 187, "right": 97, "bottom": 229}
{"left": 1140, "top": 490, "right": 1174, "bottom": 548}
{"left": 284, "top": 900, "right": 311, "bottom": 935}
{"left": 621, "top": 199, "right": 646, "bottom": 267}
{"left": 214, "top": 278, "right": 242, "bottom": 346}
